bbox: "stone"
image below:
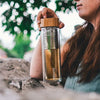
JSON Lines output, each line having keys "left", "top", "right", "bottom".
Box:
{"left": 0, "top": 58, "right": 100, "bottom": 100}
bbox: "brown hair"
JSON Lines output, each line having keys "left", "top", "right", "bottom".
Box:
{"left": 61, "top": 22, "right": 100, "bottom": 83}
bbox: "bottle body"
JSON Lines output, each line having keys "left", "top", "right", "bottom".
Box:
{"left": 41, "top": 27, "right": 61, "bottom": 84}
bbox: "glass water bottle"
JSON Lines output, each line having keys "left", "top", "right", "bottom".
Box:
{"left": 41, "top": 18, "right": 61, "bottom": 84}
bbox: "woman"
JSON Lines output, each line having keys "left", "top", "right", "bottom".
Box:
{"left": 30, "top": 0, "right": 100, "bottom": 93}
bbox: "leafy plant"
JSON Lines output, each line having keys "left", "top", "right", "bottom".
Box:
{"left": 0, "top": 0, "right": 76, "bottom": 58}
{"left": 12, "top": 34, "right": 32, "bottom": 58}
{"left": 0, "top": 34, "right": 32, "bottom": 58}
{"left": 0, "top": 0, "right": 76, "bottom": 36}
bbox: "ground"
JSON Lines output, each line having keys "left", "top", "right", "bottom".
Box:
{"left": 0, "top": 58, "right": 100, "bottom": 100}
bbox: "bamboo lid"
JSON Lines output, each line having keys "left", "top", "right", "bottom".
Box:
{"left": 40, "top": 18, "right": 59, "bottom": 27}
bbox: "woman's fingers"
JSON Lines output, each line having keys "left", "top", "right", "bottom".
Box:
{"left": 59, "top": 21, "right": 65, "bottom": 29}
{"left": 37, "top": 7, "right": 64, "bottom": 31}
{"left": 41, "top": 8, "right": 48, "bottom": 18}
{"left": 37, "top": 11, "right": 43, "bottom": 31}
{"left": 42, "top": 8, "right": 58, "bottom": 18}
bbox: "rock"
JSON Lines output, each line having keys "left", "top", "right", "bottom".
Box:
{"left": 0, "top": 58, "right": 30, "bottom": 80}
{"left": 0, "top": 58, "right": 45, "bottom": 92}
{"left": 21, "top": 87, "right": 100, "bottom": 100}
{"left": 0, "top": 79, "right": 20, "bottom": 100}
{"left": 0, "top": 58, "right": 100, "bottom": 100}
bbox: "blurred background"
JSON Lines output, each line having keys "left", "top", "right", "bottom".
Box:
{"left": 0, "top": 0, "right": 84, "bottom": 61}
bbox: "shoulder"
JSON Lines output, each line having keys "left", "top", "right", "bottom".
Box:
{"left": 61, "top": 42, "right": 69, "bottom": 54}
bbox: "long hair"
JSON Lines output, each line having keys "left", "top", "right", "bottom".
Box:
{"left": 61, "top": 22, "right": 100, "bottom": 83}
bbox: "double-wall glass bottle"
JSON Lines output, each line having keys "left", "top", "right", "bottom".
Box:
{"left": 41, "top": 18, "right": 61, "bottom": 84}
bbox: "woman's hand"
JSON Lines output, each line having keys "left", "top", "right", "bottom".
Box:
{"left": 37, "top": 7, "right": 64, "bottom": 31}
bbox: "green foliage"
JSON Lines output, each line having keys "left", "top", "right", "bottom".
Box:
{"left": 0, "top": 0, "right": 76, "bottom": 58}
{"left": 55, "top": 0, "right": 76, "bottom": 12}
{"left": 0, "top": 0, "right": 51, "bottom": 36}
{"left": 0, "top": 43, "right": 17, "bottom": 58}
{"left": 4, "top": 48, "right": 18, "bottom": 58}
{"left": 0, "top": 0, "right": 76, "bottom": 36}
{"left": 12, "top": 34, "right": 32, "bottom": 58}
{"left": 0, "top": 34, "right": 32, "bottom": 58}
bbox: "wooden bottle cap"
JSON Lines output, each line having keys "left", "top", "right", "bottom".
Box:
{"left": 40, "top": 18, "right": 59, "bottom": 28}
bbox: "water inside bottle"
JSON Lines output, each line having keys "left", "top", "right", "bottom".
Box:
{"left": 44, "top": 48, "right": 61, "bottom": 82}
